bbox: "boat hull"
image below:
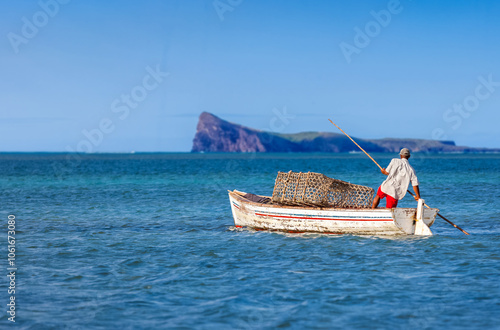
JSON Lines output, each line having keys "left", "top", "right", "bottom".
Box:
{"left": 229, "top": 190, "right": 438, "bottom": 236}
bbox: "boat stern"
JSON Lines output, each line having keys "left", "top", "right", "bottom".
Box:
{"left": 392, "top": 207, "right": 439, "bottom": 235}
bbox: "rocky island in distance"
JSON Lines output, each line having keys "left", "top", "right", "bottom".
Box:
{"left": 192, "top": 112, "right": 499, "bottom": 153}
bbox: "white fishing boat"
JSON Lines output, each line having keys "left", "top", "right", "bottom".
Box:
{"left": 226, "top": 121, "right": 469, "bottom": 237}
{"left": 228, "top": 190, "right": 438, "bottom": 236}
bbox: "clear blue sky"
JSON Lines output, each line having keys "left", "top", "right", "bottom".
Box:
{"left": 1, "top": 0, "right": 499, "bottom": 152}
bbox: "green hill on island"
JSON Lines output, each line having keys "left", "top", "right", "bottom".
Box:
{"left": 192, "top": 112, "right": 498, "bottom": 153}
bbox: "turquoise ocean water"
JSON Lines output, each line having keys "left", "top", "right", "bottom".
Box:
{"left": 1, "top": 153, "right": 499, "bottom": 329}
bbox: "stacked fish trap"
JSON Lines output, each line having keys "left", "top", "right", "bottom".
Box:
{"left": 271, "top": 171, "right": 374, "bottom": 208}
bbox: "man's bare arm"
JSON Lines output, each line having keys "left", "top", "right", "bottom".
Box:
{"left": 413, "top": 185, "right": 421, "bottom": 200}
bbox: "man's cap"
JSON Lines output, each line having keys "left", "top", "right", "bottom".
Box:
{"left": 400, "top": 148, "right": 410, "bottom": 156}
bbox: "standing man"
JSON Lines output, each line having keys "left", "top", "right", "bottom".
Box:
{"left": 372, "top": 148, "right": 420, "bottom": 209}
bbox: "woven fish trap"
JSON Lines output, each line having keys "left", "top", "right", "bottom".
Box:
{"left": 271, "top": 171, "right": 374, "bottom": 208}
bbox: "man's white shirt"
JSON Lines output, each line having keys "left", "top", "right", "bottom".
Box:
{"left": 380, "top": 158, "right": 419, "bottom": 200}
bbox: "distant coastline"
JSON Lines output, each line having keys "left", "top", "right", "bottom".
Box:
{"left": 191, "top": 112, "right": 500, "bottom": 154}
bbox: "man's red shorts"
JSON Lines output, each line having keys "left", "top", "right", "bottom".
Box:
{"left": 377, "top": 186, "right": 399, "bottom": 208}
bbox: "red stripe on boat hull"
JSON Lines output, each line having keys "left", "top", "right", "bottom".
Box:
{"left": 254, "top": 212, "right": 392, "bottom": 222}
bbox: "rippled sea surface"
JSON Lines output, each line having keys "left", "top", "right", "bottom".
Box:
{"left": 1, "top": 153, "right": 499, "bottom": 329}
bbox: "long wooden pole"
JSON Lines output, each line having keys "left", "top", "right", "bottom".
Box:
{"left": 406, "top": 190, "right": 470, "bottom": 235}
{"left": 328, "top": 119, "right": 470, "bottom": 235}
{"left": 328, "top": 119, "right": 384, "bottom": 171}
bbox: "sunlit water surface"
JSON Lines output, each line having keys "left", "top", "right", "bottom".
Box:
{"left": 1, "top": 153, "right": 499, "bottom": 329}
